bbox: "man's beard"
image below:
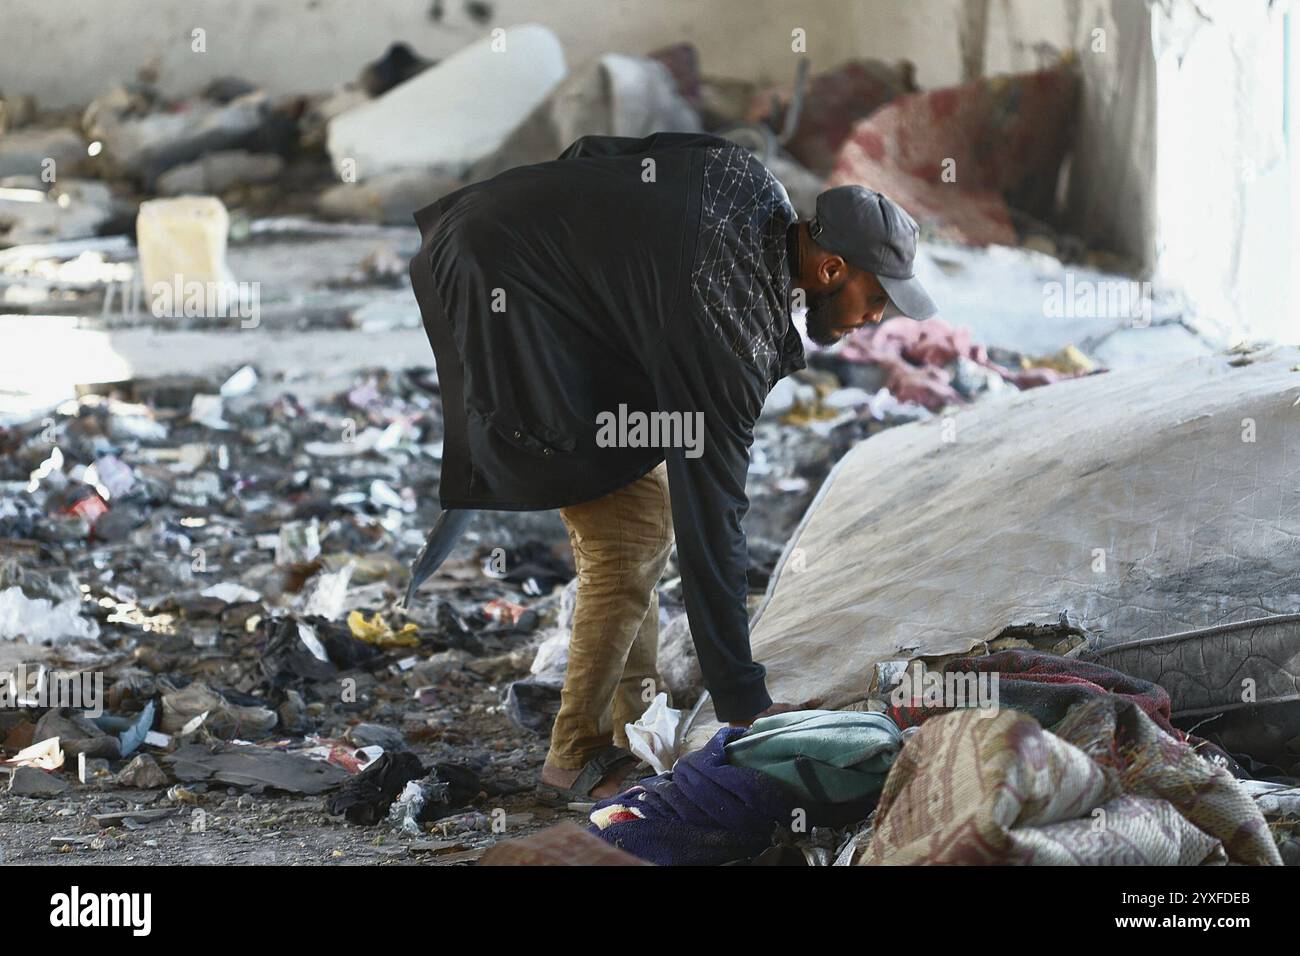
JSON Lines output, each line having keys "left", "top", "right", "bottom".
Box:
{"left": 804, "top": 285, "right": 846, "bottom": 347}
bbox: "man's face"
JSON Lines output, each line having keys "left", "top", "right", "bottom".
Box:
{"left": 804, "top": 269, "right": 892, "bottom": 347}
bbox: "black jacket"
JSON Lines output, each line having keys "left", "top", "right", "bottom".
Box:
{"left": 408, "top": 132, "right": 804, "bottom": 721}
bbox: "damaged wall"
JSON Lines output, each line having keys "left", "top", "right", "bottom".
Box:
{"left": 971, "top": 0, "right": 1294, "bottom": 344}
{"left": 973, "top": 0, "right": 1159, "bottom": 278}
{"left": 0, "top": 0, "right": 968, "bottom": 107}
{"left": 1151, "top": 0, "right": 1292, "bottom": 344}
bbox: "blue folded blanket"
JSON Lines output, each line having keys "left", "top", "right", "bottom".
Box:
{"left": 588, "top": 726, "right": 878, "bottom": 865}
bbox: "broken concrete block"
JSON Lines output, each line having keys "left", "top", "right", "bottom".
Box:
{"left": 468, "top": 53, "right": 700, "bottom": 183}
{"left": 135, "top": 196, "right": 233, "bottom": 298}
{"left": 84, "top": 88, "right": 271, "bottom": 186}
{"left": 830, "top": 67, "right": 1079, "bottom": 246}
{"left": 0, "top": 126, "right": 88, "bottom": 179}
{"left": 115, "top": 753, "right": 169, "bottom": 789}
{"left": 156, "top": 149, "right": 284, "bottom": 196}
{"left": 7, "top": 765, "right": 70, "bottom": 797}
{"left": 327, "top": 23, "right": 566, "bottom": 182}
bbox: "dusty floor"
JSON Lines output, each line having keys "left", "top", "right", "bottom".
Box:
{"left": 1, "top": 682, "right": 569, "bottom": 866}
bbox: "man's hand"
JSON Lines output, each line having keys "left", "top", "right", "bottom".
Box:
{"left": 728, "top": 699, "right": 822, "bottom": 729}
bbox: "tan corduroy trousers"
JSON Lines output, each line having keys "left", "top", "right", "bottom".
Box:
{"left": 545, "top": 462, "right": 675, "bottom": 770}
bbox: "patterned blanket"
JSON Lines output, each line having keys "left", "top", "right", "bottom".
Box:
{"left": 859, "top": 696, "right": 1280, "bottom": 865}
{"left": 885, "top": 649, "right": 1239, "bottom": 772}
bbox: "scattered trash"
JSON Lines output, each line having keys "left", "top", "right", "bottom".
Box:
{"left": 0, "top": 587, "right": 99, "bottom": 643}
{"left": 5, "top": 736, "right": 65, "bottom": 771}
{"left": 160, "top": 681, "right": 278, "bottom": 739}
{"left": 163, "top": 741, "right": 350, "bottom": 794}
{"left": 347, "top": 610, "right": 419, "bottom": 648}
{"left": 623, "top": 693, "right": 686, "bottom": 775}
{"left": 326, "top": 750, "right": 424, "bottom": 824}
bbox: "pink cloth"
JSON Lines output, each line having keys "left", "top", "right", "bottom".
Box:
{"left": 838, "top": 316, "right": 1083, "bottom": 411}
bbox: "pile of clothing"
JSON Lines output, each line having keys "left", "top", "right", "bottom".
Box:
{"left": 587, "top": 711, "right": 901, "bottom": 866}
{"left": 839, "top": 316, "right": 1093, "bottom": 410}
{"left": 581, "top": 650, "right": 1283, "bottom": 866}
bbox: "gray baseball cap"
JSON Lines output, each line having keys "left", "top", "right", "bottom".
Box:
{"left": 810, "top": 185, "right": 938, "bottom": 320}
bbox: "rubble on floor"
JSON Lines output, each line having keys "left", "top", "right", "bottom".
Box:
{"left": 0, "top": 313, "right": 982, "bottom": 862}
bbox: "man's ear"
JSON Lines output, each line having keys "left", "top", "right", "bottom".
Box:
{"left": 819, "top": 254, "right": 848, "bottom": 286}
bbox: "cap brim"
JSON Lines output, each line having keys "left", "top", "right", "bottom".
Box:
{"left": 878, "top": 273, "right": 938, "bottom": 320}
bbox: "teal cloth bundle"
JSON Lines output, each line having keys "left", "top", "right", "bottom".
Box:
{"left": 725, "top": 710, "right": 902, "bottom": 805}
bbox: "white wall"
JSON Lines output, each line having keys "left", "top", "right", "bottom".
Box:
{"left": 1152, "top": 0, "right": 1293, "bottom": 343}
{"left": 0, "top": 0, "right": 968, "bottom": 107}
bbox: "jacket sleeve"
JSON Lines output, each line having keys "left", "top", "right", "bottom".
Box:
{"left": 650, "top": 338, "right": 772, "bottom": 723}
